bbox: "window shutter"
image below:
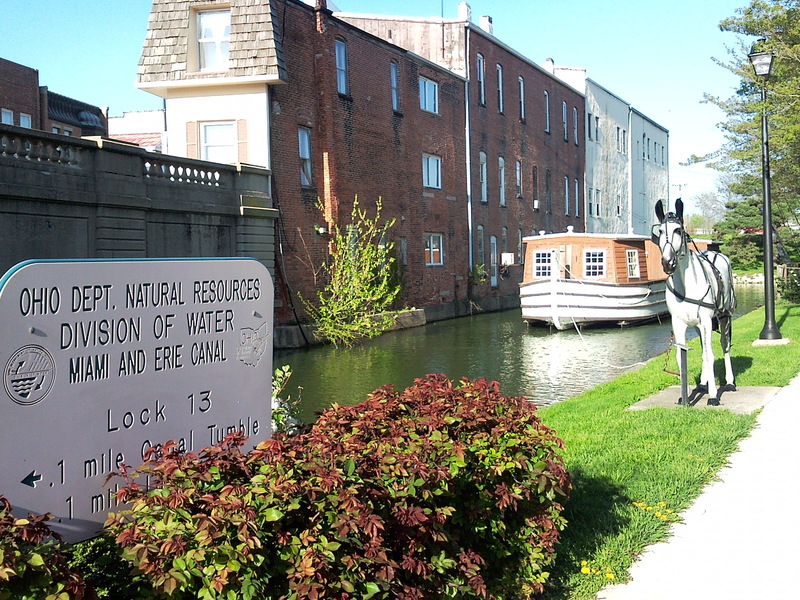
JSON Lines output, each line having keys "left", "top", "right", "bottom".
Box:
{"left": 237, "top": 119, "right": 248, "bottom": 163}
{"left": 186, "top": 121, "right": 198, "bottom": 159}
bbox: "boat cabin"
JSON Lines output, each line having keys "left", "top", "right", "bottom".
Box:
{"left": 522, "top": 232, "right": 667, "bottom": 285}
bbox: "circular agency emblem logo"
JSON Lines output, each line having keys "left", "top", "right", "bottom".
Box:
{"left": 4, "top": 345, "right": 56, "bottom": 406}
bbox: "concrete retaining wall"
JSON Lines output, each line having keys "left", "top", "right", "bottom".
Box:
{"left": 0, "top": 124, "right": 277, "bottom": 281}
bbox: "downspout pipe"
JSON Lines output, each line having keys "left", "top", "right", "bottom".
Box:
{"left": 464, "top": 24, "right": 474, "bottom": 269}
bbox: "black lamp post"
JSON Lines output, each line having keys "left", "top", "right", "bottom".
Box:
{"left": 748, "top": 44, "right": 782, "bottom": 340}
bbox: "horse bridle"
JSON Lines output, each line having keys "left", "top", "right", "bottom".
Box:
{"left": 652, "top": 214, "right": 688, "bottom": 261}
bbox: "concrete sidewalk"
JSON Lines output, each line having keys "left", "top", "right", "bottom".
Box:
{"left": 597, "top": 373, "right": 800, "bottom": 599}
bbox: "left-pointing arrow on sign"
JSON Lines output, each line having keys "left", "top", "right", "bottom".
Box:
{"left": 21, "top": 470, "right": 42, "bottom": 488}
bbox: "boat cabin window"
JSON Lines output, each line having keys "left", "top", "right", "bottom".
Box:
{"left": 534, "top": 251, "right": 552, "bottom": 278}
{"left": 626, "top": 249, "right": 640, "bottom": 279}
{"left": 584, "top": 250, "right": 605, "bottom": 277}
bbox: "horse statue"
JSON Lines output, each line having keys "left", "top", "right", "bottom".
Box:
{"left": 653, "top": 199, "right": 737, "bottom": 405}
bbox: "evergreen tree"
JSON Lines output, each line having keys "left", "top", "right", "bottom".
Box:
{"left": 702, "top": 1, "right": 800, "bottom": 263}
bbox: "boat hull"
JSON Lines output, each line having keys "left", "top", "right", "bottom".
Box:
{"left": 520, "top": 278, "right": 668, "bottom": 330}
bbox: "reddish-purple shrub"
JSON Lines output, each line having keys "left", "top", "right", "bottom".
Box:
{"left": 107, "top": 374, "right": 570, "bottom": 599}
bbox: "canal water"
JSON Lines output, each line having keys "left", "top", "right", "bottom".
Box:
{"left": 274, "top": 284, "right": 764, "bottom": 423}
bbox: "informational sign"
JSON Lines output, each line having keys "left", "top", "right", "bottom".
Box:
{"left": 0, "top": 259, "right": 274, "bottom": 542}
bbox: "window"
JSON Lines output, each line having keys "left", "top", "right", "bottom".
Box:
{"left": 584, "top": 250, "right": 605, "bottom": 277}
{"left": 501, "top": 227, "right": 508, "bottom": 254}
{"left": 573, "top": 107, "right": 579, "bottom": 144}
{"left": 534, "top": 251, "right": 552, "bottom": 278}
{"left": 616, "top": 127, "right": 621, "bottom": 152}
{"left": 626, "top": 249, "right": 641, "bottom": 279}
{"left": 197, "top": 9, "right": 230, "bottom": 72}
{"left": 515, "top": 160, "right": 522, "bottom": 197}
{"left": 476, "top": 54, "right": 486, "bottom": 105}
{"left": 616, "top": 194, "right": 622, "bottom": 217}
{"left": 588, "top": 187, "right": 593, "bottom": 215}
{"left": 390, "top": 62, "right": 400, "bottom": 111}
{"left": 545, "top": 170, "right": 552, "bottom": 213}
{"left": 335, "top": 38, "right": 348, "bottom": 95}
{"left": 346, "top": 225, "right": 358, "bottom": 254}
{"left": 544, "top": 91, "right": 550, "bottom": 133}
{"left": 594, "top": 116, "right": 599, "bottom": 141}
{"left": 1, "top": 109, "right": 12, "bottom": 124}
{"left": 419, "top": 77, "right": 439, "bottom": 113}
{"left": 422, "top": 153, "right": 442, "bottom": 188}
{"left": 622, "top": 129, "right": 627, "bottom": 153}
{"left": 201, "top": 122, "right": 236, "bottom": 163}
{"left": 594, "top": 189, "right": 602, "bottom": 216}
{"left": 63, "top": 129, "right": 72, "bottom": 137}
{"left": 518, "top": 76, "right": 525, "bottom": 120}
{"left": 564, "top": 176, "right": 570, "bottom": 215}
{"left": 562, "top": 101, "right": 568, "bottom": 141}
{"left": 20, "top": 113, "right": 31, "bottom": 128}
{"left": 399, "top": 237, "right": 408, "bottom": 266}
{"left": 517, "top": 229, "right": 523, "bottom": 263}
{"left": 575, "top": 179, "right": 580, "bottom": 217}
{"left": 532, "top": 166, "right": 539, "bottom": 207}
{"left": 498, "top": 157, "right": 505, "bottom": 206}
{"left": 479, "top": 151, "right": 488, "bottom": 203}
{"left": 476, "top": 225, "right": 485, "bottom": 266}
{"left": 425, "top": 233, "right": 444, "bottom": 265}
{"left": 496, "top": 64, "right": 504, "bottom": 113}
{"left": 52, "top": 126, "right": 60, "bottom": 134}
{"left": 298, "top": 128, "right": 313, "bottom": 186}
{"left": 587, "top": 112, "right": 593, "bottom": 140}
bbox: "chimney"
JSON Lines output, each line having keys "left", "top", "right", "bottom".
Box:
{"left": 479, "top": 15, "right": 493, "bottom": 34}
{"left": 458, "top": 2, "right": 472, "bottom": 22}
{"left": 544, "top": 58, "right": 555, "bottom": 73}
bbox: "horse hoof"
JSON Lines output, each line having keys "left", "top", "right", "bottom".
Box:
{"left": 724, "top": 384, "right": 737, "bottom": 392}
{"left": 707, "top": 398, "right": 721, "bottom": 407}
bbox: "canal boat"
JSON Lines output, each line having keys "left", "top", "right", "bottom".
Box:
{"left": 519, "top": 230, "right": 670, "bottom": 330}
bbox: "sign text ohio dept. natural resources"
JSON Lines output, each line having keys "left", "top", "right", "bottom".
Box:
{"left": 0, "top": 258, "right": 274, "bottom": 542}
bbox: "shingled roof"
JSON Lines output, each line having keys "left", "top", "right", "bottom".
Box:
{"left": 137, "top": 0, "right": 288, "bottom": 86}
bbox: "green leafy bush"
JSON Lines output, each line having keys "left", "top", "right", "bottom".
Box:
{"left": 300, "top": 197, "right": 401, "bottom": 347}
{"left": 65, "top": 535, "right": 149, "bottom": 599}
{"left": 777, "top": 265, "right": 800, "bottom": 302}
{"left": 0, "top": 495, "right": 87, "bottom": 600}
{"left": 106, "top": 374, "right": 570, "bottom": 599}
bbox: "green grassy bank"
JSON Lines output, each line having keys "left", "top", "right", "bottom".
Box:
{"left": 537, "top": 302, "right": 800, "bottom": 600}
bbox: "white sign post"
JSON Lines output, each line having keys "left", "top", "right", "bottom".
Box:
{"left": 0, "top": 258, "right": 274, "bottom": 542}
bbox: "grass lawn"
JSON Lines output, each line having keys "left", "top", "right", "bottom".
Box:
{"left": 537, "top": 301, "right": 800, "bottom": 600}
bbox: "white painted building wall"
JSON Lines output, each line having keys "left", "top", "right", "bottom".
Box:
{"left": 630, "top": 110, "right": 669, "bottom": 234}
{"left": 163, "top": 84, "right": 271, "bottom": 168}
{"left": 549, "top": 63, "right": 669, "bottom": 236}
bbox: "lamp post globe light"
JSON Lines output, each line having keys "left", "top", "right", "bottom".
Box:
{"left": 748, "top": 42, "right": 782, "bottom": 341}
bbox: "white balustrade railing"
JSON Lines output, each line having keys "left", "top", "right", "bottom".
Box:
{"left": 143, "top": 159, "right": 225, "bottom": 186}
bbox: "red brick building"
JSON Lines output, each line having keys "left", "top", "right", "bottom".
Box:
{"left": 0, "top": 57, "right": 108, "bottom": 137}
{"left": 137, "top": 0, "right": 585, "bottom": 327}
{"left": 339, "top": 7, "right": 586, "bottom": 298}
{"left": 138, "top": 0, "right": 470, "bottom": 325}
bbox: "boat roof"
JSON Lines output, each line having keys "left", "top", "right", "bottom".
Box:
{"left": 522, "top": 231, "right": 651, "bottom": 242}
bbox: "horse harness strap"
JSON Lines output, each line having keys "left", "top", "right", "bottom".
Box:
{"left": 666, "top": 277, "right": 719, "bottom": 311}
{"left": 667, "top": 240, "right": 728, "bottom": 314}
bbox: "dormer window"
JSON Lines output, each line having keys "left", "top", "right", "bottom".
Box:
{"left": 197, "top": 9, "right": 230, "bottom": 72}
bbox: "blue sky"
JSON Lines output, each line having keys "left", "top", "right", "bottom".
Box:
{"left": 2, "top": 0, "right": 753, "bottom": 210}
